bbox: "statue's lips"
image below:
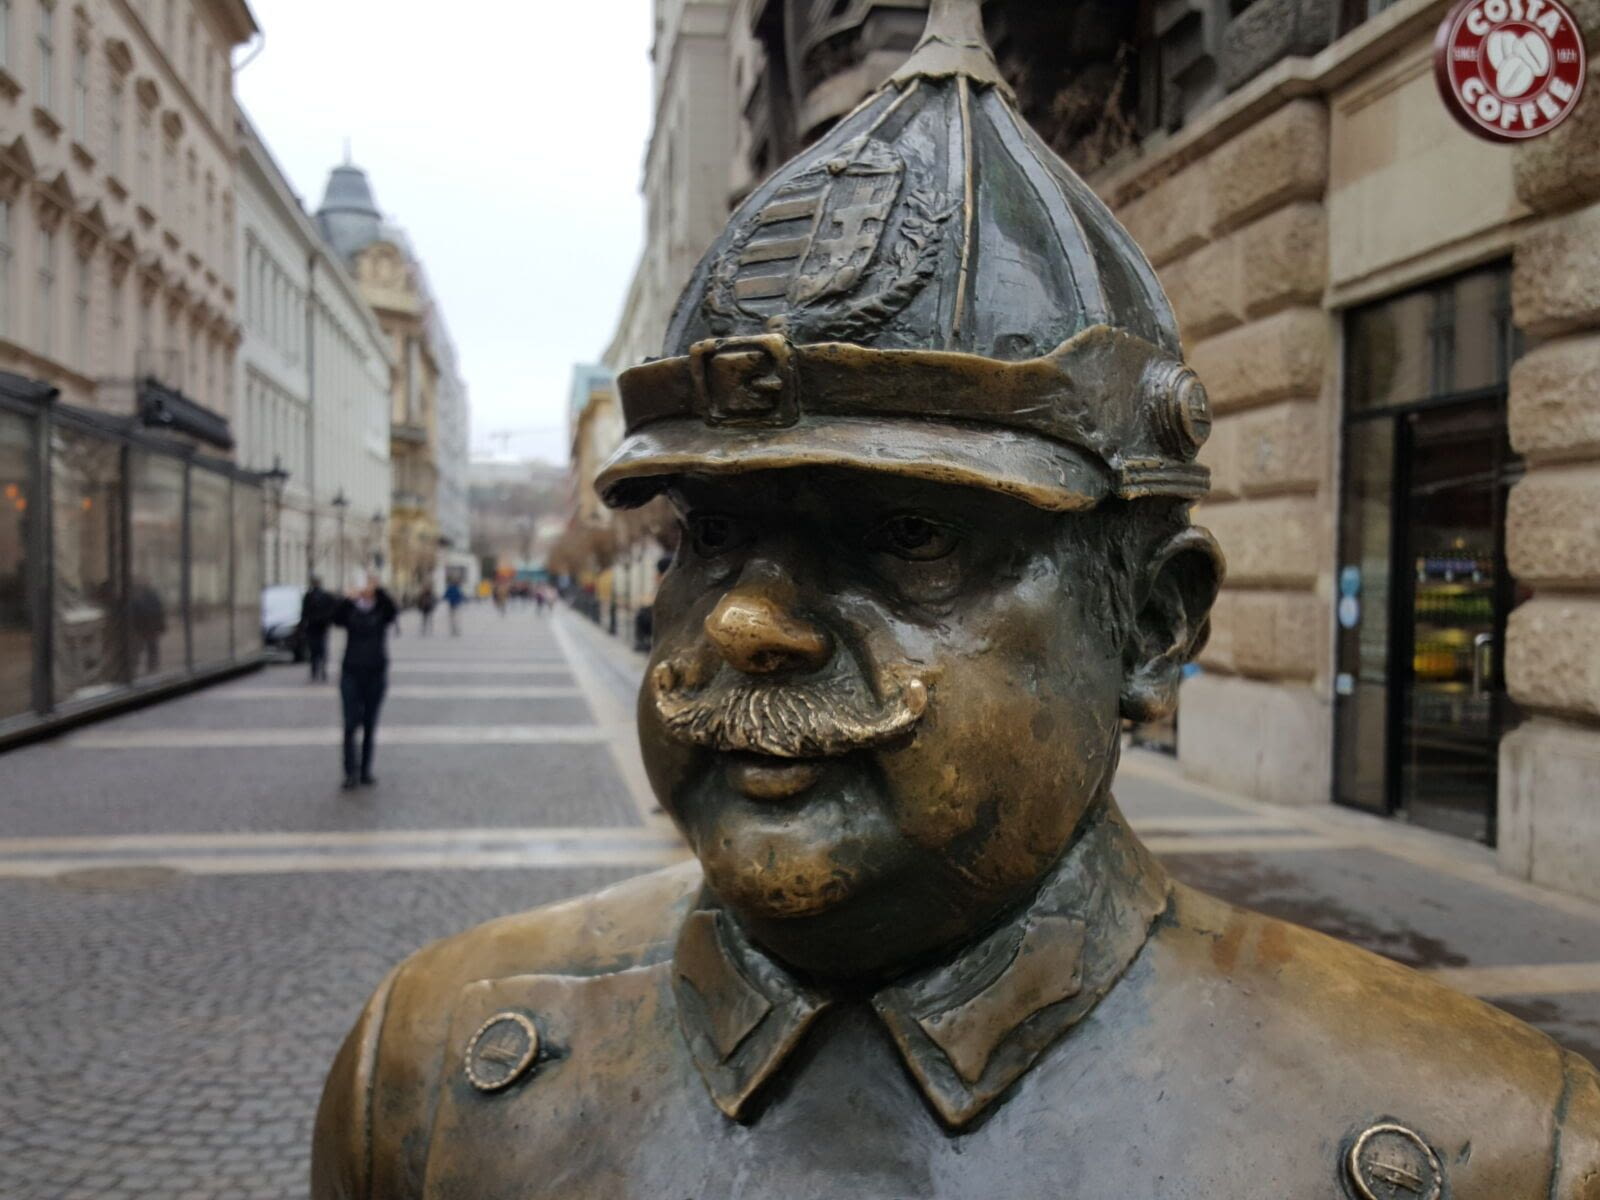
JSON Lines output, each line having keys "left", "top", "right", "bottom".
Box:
{"left": 722, "top": 752, "right": 824, "bottom": 801}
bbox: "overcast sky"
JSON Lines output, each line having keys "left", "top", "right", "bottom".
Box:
{"left": 235, "top": 0, "right": 655, "bottom": 466}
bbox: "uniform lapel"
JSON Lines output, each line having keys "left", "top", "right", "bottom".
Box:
{"left": 672, "top": 907, "right": 831, "bottom": 1119}
{"left": 873, "top": 804, "right": 1171, "bottom": 1125}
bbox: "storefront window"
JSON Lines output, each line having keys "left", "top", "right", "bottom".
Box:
{"left": 1347, "top": 290, "right": 1432, "bottom": 413}
{"left": 0, "top": 408, "right": 34, "bottom": 720}
{"left": 232, "top": 482, "right": 262, "bottom": 657}
{"left": 51, "top": 425, "right": 124, "bottom": 704}
{"left": 128, "top": 450, "right": 184, "bottom": 679}
{"left": 188, "top": 465, "right": 232, "bottom": 666}
{"left": 1335, "top": 263, "right": 1520, "bottom": 844}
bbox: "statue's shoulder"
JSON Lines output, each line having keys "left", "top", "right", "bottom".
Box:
{"left": 390, "top": 855, "right": 701, "bottom": 997}
{"left": 1153, "top": 883, "right": 1600, "bottom": 1198}
{"left": 310, "top": 859, "right": 703, "bottom": 1200}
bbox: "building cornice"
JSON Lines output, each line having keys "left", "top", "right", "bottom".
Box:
{"left": 213, "top": 0, "right": 261, "bottom": 45}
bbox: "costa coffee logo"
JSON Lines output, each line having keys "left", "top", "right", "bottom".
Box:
{"left": 1434, "top": 0, "right": 1587, "bottom": 141}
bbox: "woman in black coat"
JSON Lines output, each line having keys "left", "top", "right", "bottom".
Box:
{"left": 331, "top": 575, "right": 398, "bottom": 790}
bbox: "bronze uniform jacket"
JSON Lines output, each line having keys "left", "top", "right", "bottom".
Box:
{"left": 312, "top": 807, "right": 1600, "bottom": 1199}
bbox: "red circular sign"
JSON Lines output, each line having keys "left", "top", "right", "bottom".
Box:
{"left": 1434, "top": 0, "right": 1588, "bottom": 142}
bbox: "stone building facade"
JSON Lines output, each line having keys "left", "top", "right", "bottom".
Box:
{"left": 0, "top": 0, "right": 257, "bottom": 444}
{"left": 429, "top": 303, "right": 470, "bottom": 568}
{"left": 1095, "top": 0, "right": 1600, "bottom": 906}
{"left": 607, "top": 0, "right": 736, "bottom": 370}
{"left": 601, "top": 0, "right": 1600, "bottom": 902}
{"left": 234, "top": 113, "right": 391, "bottom": 589}
{"left": 315, "top": 162, "right": 469, "bottom": 599}
{"left": 558, "top": 0, "right": 734, "bottom": 624}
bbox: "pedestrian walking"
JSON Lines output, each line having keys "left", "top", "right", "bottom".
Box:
{"left": 443, "top": 579, "right": 466, "bottom": 636}
{"left": 128, "top": 579, "right": 166, "bottom": 673}
{"left": 492, "top": 580, "right": 509, "bottom": 617}
{"left": 416, "top": 584, "right": 437, "bottom": 636}
{"left": 299, "top": 576, "right": 338, "bottom": 683}
{"left": 331, "top": 573, "right": 397, "bottom": 791}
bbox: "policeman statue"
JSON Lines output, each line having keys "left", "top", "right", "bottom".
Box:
{"left": 313, "top": 2, "right": 1600, "bottom": 1195}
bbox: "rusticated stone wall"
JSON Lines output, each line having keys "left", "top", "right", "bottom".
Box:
{"left": 1114, "top": 97, "right": 1336, "bottom": 805}
{"left": 1500, "top": 45, "right": 1600, "bottom": 903}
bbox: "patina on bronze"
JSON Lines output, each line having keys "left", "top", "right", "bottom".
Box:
{"left": 312, "top": 3, "right": 1600, "bottom": 1196}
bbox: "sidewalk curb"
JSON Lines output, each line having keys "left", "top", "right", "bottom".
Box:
{"left": 1119, "top": 743, "right": 1600, "bottom": 925}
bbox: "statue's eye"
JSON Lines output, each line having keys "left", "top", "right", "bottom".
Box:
{"left": 868, "top": 514, "right": 959, "bottom": 562}
{"left": 687, "top": 514, "right": 752, "bottom": 558}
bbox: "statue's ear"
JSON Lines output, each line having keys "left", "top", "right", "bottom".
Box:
{"left": 1120, "top": 526, "right": 1224, "bottom": 723}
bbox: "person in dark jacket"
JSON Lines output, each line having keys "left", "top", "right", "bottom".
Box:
{"left": 415, "top": 584, "right": 437, "bottom": 636}
{"left": 443, "top": 580, "right": 466, "bottom": 636}
{"left": 331, "top": 574, "right": 398, "bottom": 790}
{"left": 300, "top": 577, "right": 339, "bottom": 683}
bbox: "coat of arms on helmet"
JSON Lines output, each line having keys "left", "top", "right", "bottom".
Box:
{"left": 705, "top": 135, "right": 955, "bottom": 342}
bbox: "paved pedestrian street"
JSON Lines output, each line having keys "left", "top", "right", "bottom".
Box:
{"left": 2, "top": 606, "right": 1598, "bottom": 1198}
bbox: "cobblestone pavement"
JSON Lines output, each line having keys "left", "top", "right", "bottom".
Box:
{"left": 1, "top": 603, "right": 1597, "bottom": 1198}
{"left": 0, "top": 606, "right": 669, "bottom": 1200}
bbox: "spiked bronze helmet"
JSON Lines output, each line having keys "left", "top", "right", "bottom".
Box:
{"left": 597, "top": 0, "right": 1212, "bottom": 516}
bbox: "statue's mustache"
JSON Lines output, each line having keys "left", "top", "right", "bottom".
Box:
{"left": 649, "top": 658, "right": 929, "bottom": 759}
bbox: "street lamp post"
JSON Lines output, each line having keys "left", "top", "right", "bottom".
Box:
{"left": 332, "top": 489, "right": 349, "bottom": 587}
{"left": 262, "top": 456, "right": 290, "bottom": 585}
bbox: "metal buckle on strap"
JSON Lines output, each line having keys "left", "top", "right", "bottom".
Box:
{"left": 689, "top": 335, "right": 800, "bottom": 428}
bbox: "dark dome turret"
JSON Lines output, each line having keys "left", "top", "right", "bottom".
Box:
{"left": 316, "top": 163, "right": 383, "bottom": 263}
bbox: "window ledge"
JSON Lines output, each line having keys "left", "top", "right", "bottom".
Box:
{"left": 135, "top": 203, "right": 155, "bottom": 230}
{"left": 105, "top": 175, "right": 128, "bottom": 202}
{"left": 0, "top": 67, "right": 21, "bottom": 102}
{"left": 32, "top": 106, "right": 63, "bottom": 140}
{"left": 70, "top": 141, "right": 95, "bottom": 171}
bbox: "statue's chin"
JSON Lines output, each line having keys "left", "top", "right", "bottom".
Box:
{"left": 700, "top": 839, "right": 862, "bottom": 921}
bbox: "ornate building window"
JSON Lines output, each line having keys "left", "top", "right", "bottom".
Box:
{"left": 36, "top": 225, "right": 54, "bottom": 354}
{"left": 70, "top": 37, "right": 86, "bottom": 142}
{"left": 161, "top": 133, "right": 175, "bottom": 214}
{"left": 136, "top": 109, "right": 152, "bottom": 205}
{"left": 135, "top": 283, "right": 149, "bottom": 352}
{"left": 1340, "top": 0, "right": 1401, "bottom": 32}
{"left": 185, "top": 148, "right": 196, "bottom": 234}
{"left": 107, "top": 78, "right": 123, "bottom": 175}
{"left": 35, "top": 0, "right": 53, "bottom": 110}
{"left": 108, "top": 275, "right": 123, "bottom": 373}
{"left": 0, "top": 199, "right": 10, "bottom": 337}
{"left": 73, "top": 251, "right": 88, "bottom": 370}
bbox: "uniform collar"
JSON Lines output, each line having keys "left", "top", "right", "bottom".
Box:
{"left": 670, "top": 801, "right": 1170, "bottom": 1127}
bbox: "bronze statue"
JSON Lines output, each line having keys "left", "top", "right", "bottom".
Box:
{"left": 312, "top": 3, "right": 1600, "bottom": 1195}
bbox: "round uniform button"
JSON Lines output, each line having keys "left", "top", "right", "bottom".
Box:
{"left": 464, "top": 1011, "right": 540, "bottom": 1093}
{"left": 1345, "top": 1122, "right": 1445, "bottom": 1200}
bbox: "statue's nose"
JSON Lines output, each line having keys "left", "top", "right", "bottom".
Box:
{"left": 704, "top": 586, "right": 833, "bottom": 676}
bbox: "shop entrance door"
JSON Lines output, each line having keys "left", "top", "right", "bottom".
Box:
{"left": 1333, "top": 266, "right": 1521, "bottom": 843}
